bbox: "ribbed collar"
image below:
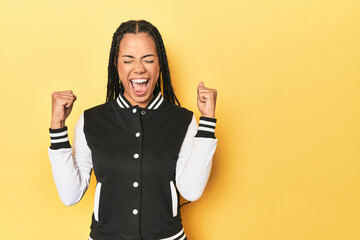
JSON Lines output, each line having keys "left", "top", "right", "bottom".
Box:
{"left": 116, "top": 91, "right": 164, "bottom": 110}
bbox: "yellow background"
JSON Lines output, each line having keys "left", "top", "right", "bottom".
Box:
{"left": 1, "top": 0, "right": 359, "bottom": 239}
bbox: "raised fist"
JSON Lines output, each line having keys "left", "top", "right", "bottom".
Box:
{"left": 197, "top": 82, "right": 217, "bottom": 118}
{"left": 51, "top": 90, "right": 77, "bottom": 129}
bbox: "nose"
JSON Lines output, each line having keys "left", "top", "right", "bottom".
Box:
{"left": 133, "top": 60, "right": 146, "bottom": 74}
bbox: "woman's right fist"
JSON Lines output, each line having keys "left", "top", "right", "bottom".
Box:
{"left": 51, "top": 90, "right": 77, "bottom": 129}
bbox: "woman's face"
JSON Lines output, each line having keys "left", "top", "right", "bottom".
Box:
{"left": 117, "top": 32, "right": 160, "bottom": 108}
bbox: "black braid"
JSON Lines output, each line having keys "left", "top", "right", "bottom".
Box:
{"left": 106, "top": 20, "right": 180, "bottom": 106}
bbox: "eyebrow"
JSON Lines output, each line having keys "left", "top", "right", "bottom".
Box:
{"left": 121, "top": 54, "right": 155, "bottom": 58}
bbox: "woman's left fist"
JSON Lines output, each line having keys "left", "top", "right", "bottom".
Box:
{"left": 197, "top": 81, "right": 217, "bottom": 118}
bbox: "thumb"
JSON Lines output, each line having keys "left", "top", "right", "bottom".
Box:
{"left": 198, "top": 81, "right": 205, "bottom": 88}
{"left": 65, "top": 101, "right": 74, "bottom": 108}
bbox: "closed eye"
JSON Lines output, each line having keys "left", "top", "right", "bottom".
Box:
{"left": 143, "top": 60, "right": 154, "bottom": 63}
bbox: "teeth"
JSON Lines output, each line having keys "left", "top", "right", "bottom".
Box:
{"left": 131, "top": 79, "right": 148, "bottom": 83}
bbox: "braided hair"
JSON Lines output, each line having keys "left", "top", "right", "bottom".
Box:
{"left": 106, "top": 20, "right": 180, "bottom": 106}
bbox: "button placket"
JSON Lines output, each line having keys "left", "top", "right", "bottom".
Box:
{"left": 131, "top": 110, "right": 142, "bottom": 218}
{"left": 128, "top": 106, "right": 145, "bottom": 217}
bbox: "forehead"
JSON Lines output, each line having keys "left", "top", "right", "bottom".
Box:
{"left": 119, "top": 32, "right": 157, "bottom": 56}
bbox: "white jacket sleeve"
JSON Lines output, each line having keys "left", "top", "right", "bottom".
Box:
{"left": 175, "top": 115, "right": 218, "bottom": 201}
{"left": 48, "top": 112, "right": 93, "bottom": 206}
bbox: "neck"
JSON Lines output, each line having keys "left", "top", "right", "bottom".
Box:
{"left": 123, "top": 92, "right": 154, "bottom": 108}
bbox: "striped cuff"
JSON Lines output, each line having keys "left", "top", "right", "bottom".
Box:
{"left": 195, "top": 117, "right": 217, "bottom": 139}
{"left": 49, "top": 127, "right": 71, "bottom": 150}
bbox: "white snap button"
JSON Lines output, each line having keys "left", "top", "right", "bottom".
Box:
{"left": 135, "top": 132, "right": 140, "bottom": 137}
{"left": 132, "top": 108, "right": 137, "bottom": 113}
{"left": 141, "top": 110, "right": 146, "bottom": 115}
{"left": 134, "top": 153, "right": 139, "bottom": 159}
{"left": 133, "top": 182, "right": 139, "bottom": 188}
{"left": 133, "top": 209, "right": 138, "bottom": 215}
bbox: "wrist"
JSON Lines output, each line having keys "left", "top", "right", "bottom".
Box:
{"left": 201, "top": 114, "right": 215, "bottom": 118}
{"left": 51, "top": 120, "right": 65, "bottom": 129}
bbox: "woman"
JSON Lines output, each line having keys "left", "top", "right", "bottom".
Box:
{"left": 49, "top": 20, "right": 218, "bottom": 240}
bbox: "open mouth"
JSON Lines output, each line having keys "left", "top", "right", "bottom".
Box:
{"left": 130, "top": 78, "right": 150, "bottom": 96}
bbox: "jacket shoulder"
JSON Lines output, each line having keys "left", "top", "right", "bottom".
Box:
{"left": 162, "top": 100, "right": 193, "bottom": 115}
{"left": 84, "top": 101, "right": 113, "bottom": 115}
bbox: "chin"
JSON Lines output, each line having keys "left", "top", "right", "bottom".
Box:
{"left": 132, "top": 94, "right": 151, "bottom": 103}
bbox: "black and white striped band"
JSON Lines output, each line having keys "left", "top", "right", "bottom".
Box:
{"left": 159, "top": 228, "right": 187, "bottom": 240}
{"left": 49, "top": 127, "right": 71, "bottom": 149}
{"left": 116, "top": 92, "right": 164, "bottom": 110}
{"left": 195, "top": 116, "right": 217, "bottom": 139}
{"left": 88, "top": 228, "right": 187, "bottom": 240}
